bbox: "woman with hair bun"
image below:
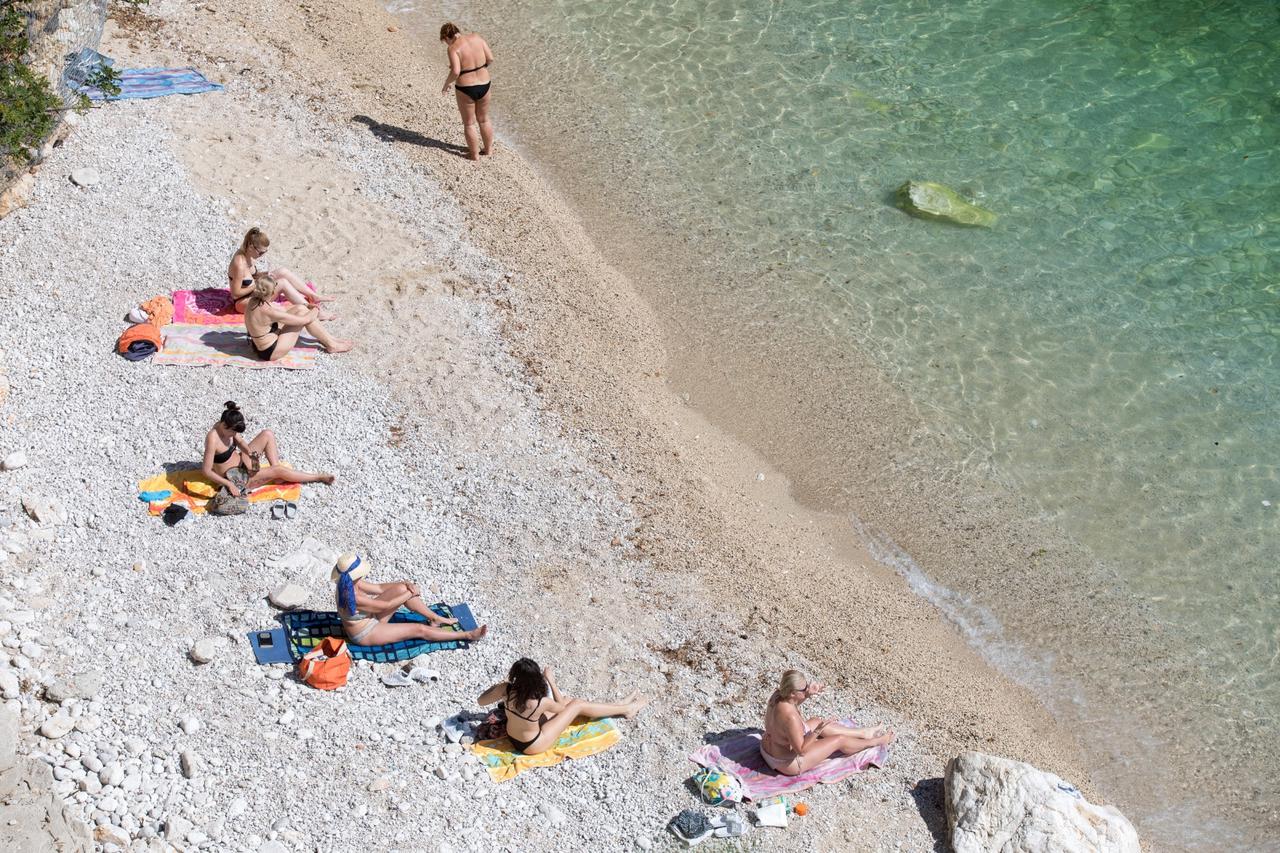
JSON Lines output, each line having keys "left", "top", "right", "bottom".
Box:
{"left": 477, "top": 658, "right": 649, "bottom": 754}
{"left": 228, "top": 227, "right": 335, "bottom": 318}
{"left": 759, "top": 669, "right": 895, "bottom": 776}
{"left": 201, "top": 401, "right": 336, "bottom": 498}
{"left": 439, "top": 22, "right": 495, "bottom": 161}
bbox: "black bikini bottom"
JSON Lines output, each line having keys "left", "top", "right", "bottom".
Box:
{"left": 251, "top": 323, "right": 280, "bottom": 361}
{"left": 507, "top": 733, "right": 535, "bottom": 754}
{"left": 456, "top": 82, "right": 491, "bottom": 102}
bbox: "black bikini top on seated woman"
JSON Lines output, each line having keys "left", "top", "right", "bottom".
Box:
{"left": 502, "top": 695, "right": 550, "bottom": 752}
{"left": 212, "top": 438, "right": 236, "bottom": 465}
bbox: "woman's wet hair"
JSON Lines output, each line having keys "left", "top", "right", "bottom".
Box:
{"left": 220, "top": 401, "right": 246, "bottom": 433}
{"left": 251, "top": 272, "right": 276, "bottom": 302}
{"left": 768, "top": 669, "right": 809, "bottom": 706}
{"left": 506, "top": 657, "right": 548, "bottom": 709}
{"left": 440, "top": 22, "right": 460, "bottom": 42}
{"left": 238, "top": 226, "right": 269, "bottom": 257}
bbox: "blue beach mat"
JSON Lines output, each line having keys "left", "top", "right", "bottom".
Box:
{"left": 281, "top": 603, "right": 477, "bottom": 663}
{"left": 75, "top": 67, "right": 224, "bottom": 101}
{"left": 247, "top": 628, "right": 292, "bottom": 664}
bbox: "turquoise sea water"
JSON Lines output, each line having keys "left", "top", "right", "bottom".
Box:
{"left": 425, "top": 0, "right": 1278, "bottom": 844}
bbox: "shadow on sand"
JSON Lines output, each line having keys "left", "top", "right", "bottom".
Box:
{"left": 351, "top": 115, "right": 468, "bottom": 156}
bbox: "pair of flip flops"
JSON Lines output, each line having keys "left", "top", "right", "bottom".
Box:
{"left": 270, "top": 501, "right": 298, "bottom": 520}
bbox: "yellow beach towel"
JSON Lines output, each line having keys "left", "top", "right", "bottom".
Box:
{"left": 137, "top": 468, "right": 300, "bottom": 515}
{"left": 470, "top": 717, "right": 622, "bottom": 783}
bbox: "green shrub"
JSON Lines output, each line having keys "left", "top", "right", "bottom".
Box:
{"left": 0, "top": 3, "right": 60, "bottom": 163}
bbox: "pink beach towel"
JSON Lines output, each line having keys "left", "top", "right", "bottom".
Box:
{"left": 689, "top": 721, "right": 888, "bottom": 801}
{"left": 172, "top": 288, "right": 245, "bottom": 325}
{"left": 172, "top": 288, "right": 291, "bottom": 325}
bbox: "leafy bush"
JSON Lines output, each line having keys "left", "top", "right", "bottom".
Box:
{"left": 0, "top": 2, "right": 60, "bottom": 163}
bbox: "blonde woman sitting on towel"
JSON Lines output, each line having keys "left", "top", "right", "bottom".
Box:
{"left": 759, "top": 669, "right": 895, "bottom": 776}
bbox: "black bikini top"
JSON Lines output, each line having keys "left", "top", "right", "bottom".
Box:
{"left": 459, "top": 60, "right": 488, "bottom": 75}
{"left": 212, "top": 437, "right": 235, "bottom": 465}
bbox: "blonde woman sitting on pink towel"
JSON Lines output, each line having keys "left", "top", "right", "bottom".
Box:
{"left": 759, "top": 669, "right": 895, "bottom": 776}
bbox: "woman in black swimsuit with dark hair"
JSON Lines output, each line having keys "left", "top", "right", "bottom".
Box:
{"left": 440, "top": 22, "right": 495, "bottom": 161}
{"left": 201, "top": 402, "right": 337, "bottom": 498}
{"left": 477, "top": 658, "right": 649, "bottom": 755}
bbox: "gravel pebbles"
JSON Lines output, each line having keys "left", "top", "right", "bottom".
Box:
{"left": 0, "top": 3, "right": 950, "bottom": 851}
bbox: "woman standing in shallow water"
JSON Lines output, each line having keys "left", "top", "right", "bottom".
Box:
{"left": 440, "top": 22, "right": 495, "bottom": 161}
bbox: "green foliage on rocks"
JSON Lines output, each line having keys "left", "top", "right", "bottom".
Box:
{"left": 0, "top": 2, "right": 60, "bottom": 163}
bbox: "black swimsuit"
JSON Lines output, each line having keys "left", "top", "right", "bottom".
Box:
{"left": 504, "top": 698, "right": 549, "bottom": 754}
{"left": 212, "top": 438, "right": 236, "bottom": 465}
{"left": 456, "top": 61, "right": 490, "bottom": 101}
{"left": 250, "top": 322, "right": 280, "bottom": 361}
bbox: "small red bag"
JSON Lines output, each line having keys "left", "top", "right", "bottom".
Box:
{"left": 298, "top": 637, "right": 351, "bottom": 690}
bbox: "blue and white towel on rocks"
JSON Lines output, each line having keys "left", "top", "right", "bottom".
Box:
{"left": 73, "top": 67, "right": 223, "bottom": 101}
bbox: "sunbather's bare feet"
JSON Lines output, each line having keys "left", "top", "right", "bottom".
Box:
{"left": 319, "top": 474, "right": 336, "bottom": 485}
{"left": 325, "top": 340, "right": 354, "bottom": 354}
{"left": 305, "top": 291, "right": 336, "bottom": 304}
{"left": 623, "top": 694, "right": 650, "bottom": 719}
{"left": 875, "top": 729, "right": 897, "bottom": 746}
{"left": 464, "top": 624, "right": 487, "bottom": 641}
{"left": 319, "top": 311, "right": 339, "bottom": 322}
{"left": 429, "top": 615, "right": 459, "bottom": 627}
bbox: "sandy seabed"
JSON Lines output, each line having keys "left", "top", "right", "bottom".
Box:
{"left": 0, "top": 0, "right": 1107, "bottom": 850}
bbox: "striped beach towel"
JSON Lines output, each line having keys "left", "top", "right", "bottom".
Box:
{"left": 137, "top": 468, "right": 300, "bottom": 515}
{"left": 152, "top": 324, "right": 318, "bottom": 369}
{"left": 76, "top": 67, "right": 223, "bottom": 101}
{"left": 471, "top": 717, "right": 622, "bottom": 783}
{"left": 689, "top": 721, "right": 888, "bottom": 800}
{"left": 281, "top": 604, "right": 477, "bottom": 663}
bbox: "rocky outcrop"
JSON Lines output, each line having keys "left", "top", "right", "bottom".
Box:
{"left": 945, "top": 751, "right": 1140, "bottom": 853}
{"left": 0, "top": 706, "right": 93, "bottom": 853}
{"left": 20, "top": 0, "right": 109, "bottom": 95}
{"left": 1, "top": 0, "right": 108, "bottom": 215}
{"left": 896, "top": 180, "right": 997, "bottom": 227}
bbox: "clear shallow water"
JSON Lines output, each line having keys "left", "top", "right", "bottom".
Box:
{"left": 425, "top": 0, "right": 1279, "bottom": 843}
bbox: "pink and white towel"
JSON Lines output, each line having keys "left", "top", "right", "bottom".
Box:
{"left": 689, "top": 721, "right": 889, "bottom": 801}
{"left": 172, "top": 288, "right": 291, "bottom": 326}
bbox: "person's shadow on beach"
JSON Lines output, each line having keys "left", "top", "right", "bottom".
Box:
{"left": 197, "top": 330, "right": 320, "bottom": 359}
{"left": 351, "top": 115, "right": 468, "bottom": 157}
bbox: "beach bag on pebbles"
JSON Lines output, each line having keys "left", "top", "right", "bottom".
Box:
{"left": 206, "top": 467, "right": 250, "bottom": 516}
{"left": 298, "top": 637, "right": 351, "bottom": 690}
{"left": 692, "top": 767, "right": 743, "bottom": 805}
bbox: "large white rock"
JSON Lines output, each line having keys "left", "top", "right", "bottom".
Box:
{"left": 1, "top": 451, "right": 26, "bottom": 471}
{"left": 21, "top": 495, "right": 67, "bottom": 526}
{"left": 69, "top": 168, "right": 100, "bottom": 188}
{"left": 190, "top": 638, "right": 220, "bottom": 664}
{"left": 39, "top": 715, "right": 75, "bottom": 739}
{"left": 268, "top": 583, "right": 307, "bottom": 610}
{"left": 945, "top": 752, "right": 1139, "bottom": 853}
{"left": 0, "top": 670, "right": 17, "bottom": 699}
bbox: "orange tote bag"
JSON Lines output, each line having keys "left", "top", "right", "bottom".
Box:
{"left": 298, "top": 637, "right": 351, "bottom": 690}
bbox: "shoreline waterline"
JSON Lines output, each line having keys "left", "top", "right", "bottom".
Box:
{"left": 408, "top": 0, "right": 1278, "bottom": 846}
